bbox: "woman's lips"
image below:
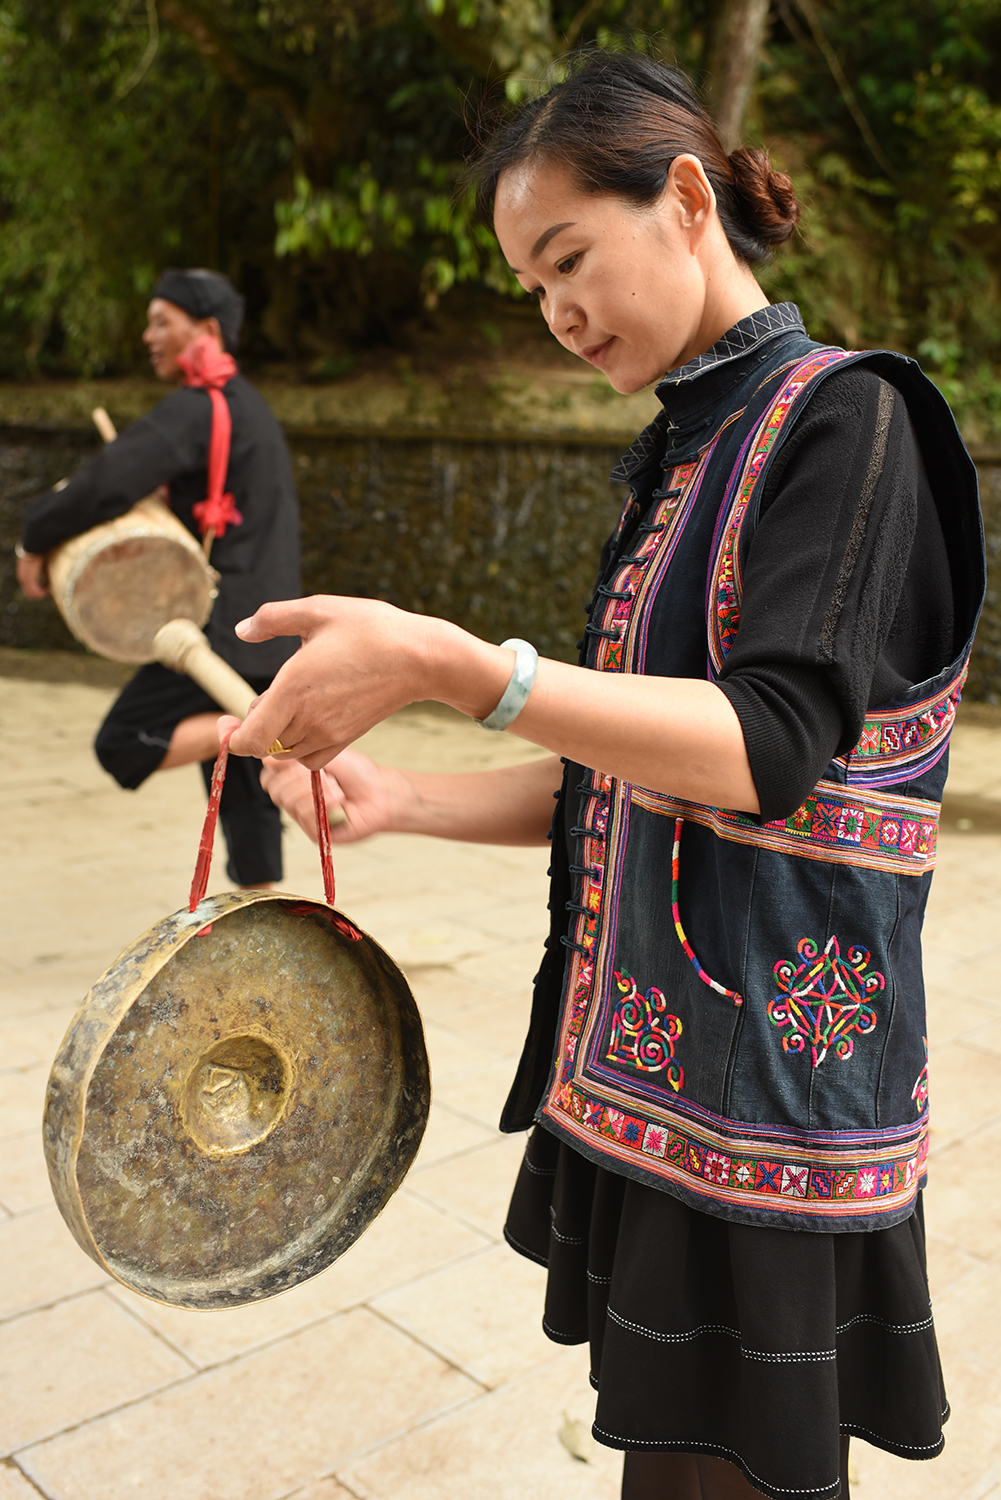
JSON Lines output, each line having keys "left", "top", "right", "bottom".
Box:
{"left": 581, "top": 337, "right": 614, "bottom": 367}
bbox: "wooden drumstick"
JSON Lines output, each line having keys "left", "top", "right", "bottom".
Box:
{"left": 92, "top": 407, "right": 118, "bottom": 443}
{"left": 152, "top": 618, "right": 348, "bottom": 826}
{"left": 152, "top": 618, "right": 258, "bottom": 719}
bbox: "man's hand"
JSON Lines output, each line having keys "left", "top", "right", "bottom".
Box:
{"left": 16, "top": 551, "right": 49, "bottom": 599}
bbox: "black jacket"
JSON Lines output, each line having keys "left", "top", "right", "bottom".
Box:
{"left": 22, "top": 374, "right": 302, "bottom": 678}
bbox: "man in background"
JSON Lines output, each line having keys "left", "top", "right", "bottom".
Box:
{"left": 16, "top": 269, "right": 301, "bottom": 888}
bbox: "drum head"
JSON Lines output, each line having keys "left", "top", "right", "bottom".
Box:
{"left": 71, "top": 534, "right": 214, "bottom": 663}
{"left": 44, "top": 893, "right": 429, "bottom": 1309}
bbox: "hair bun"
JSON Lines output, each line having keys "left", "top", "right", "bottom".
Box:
{"left": 727, "top": 147, "right": 800, "bottom": 246}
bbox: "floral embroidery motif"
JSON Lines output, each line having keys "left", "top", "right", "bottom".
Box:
{"left": 769, "top": 935, "right": 884, "bottom": 1068}
{"left": 911, "top": 1038, "right": 929, "bottom": 1114}
{"left": 607, "top": 970, "right": 684, "bottom": 1089}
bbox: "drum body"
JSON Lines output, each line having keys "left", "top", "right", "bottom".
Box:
{"left": 46, "top": 496, "right": 217, "bottom": 664}
{"left": 44, "top": 891, "right": 430, "bottom": 1309}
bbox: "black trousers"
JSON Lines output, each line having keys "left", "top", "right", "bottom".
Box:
{"left": 94, "top": 663, "right": 282, "bottom": 886}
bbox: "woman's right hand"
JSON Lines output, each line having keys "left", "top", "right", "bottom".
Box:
{"left": 259, "top": 747, "right": 414, "bottom": 846}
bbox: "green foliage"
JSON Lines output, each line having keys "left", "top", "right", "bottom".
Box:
{"left": 2, "top": 0, "right": 1001, "bottom": 422}
{"left": 758, "top": 0, "right": 1001, "bottom": 421}
{"left": 0, "top": 0, "right": 293, "bottom": 374}
{"left": 274, "top": 163, "right": 518, "bottom": 304}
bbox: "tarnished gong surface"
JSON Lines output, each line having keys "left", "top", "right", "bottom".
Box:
{"left": 44, "top": 892, "right": 430, "bottom": 1310}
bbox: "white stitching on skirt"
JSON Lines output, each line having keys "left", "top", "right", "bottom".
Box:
{"left": 503, "top": 1227, "right": 549, "bottom": 1266}
{"left": 835, "top": 1311, "right": 934, "bottom": 1335}
{"left": 549, "top": 1206, "right": 587, "bottom": 1245}
{"left": 591, "top": 1429, "right": 841, "bottom": 1494}
{"left": 606, "top": 1305, "right": 836, "bottom": 1361}
{"left": 587, "top": 1271, "right": 612, "bottom": 1284}
{"left": 523, "top": 1158, "right": 557, "bottom": 1176}
{"left": 550, "top": 1225, "right": 589, "bottom": 1245}
{"left": 840, "top": 1423, "right": 943, "bottom": 1452}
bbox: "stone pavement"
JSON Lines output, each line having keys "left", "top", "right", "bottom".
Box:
{"left": 0, "top": 671, "right": 999, "bottom": 1500}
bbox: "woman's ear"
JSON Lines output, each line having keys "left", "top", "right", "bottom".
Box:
{"left": 667, "top": 154, "right": 716, "bottom": 247}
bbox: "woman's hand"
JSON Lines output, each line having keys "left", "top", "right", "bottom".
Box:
{"left": 259, "top": 748, "right": 416, "bottom": 845}
{"left": 226, "top": 596, "right": 510, "bottom": 769}
{"left": 221, "top": 594, "right": 759, "bottom": 815}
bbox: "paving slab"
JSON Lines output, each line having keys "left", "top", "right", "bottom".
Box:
{"left": 410, "top": 1099, "right": 500, "bottom": 1172}
{"left": 0, "top": 1291, "right": 192, "bottom": 1455}
{"left": 20, "top": 1307, "right": 479, "bottom": 1500}
{"left": 0, "top": 1465, "right": 47, "bottom": 1500}
{"left": 0, "top": 676, "right": 998, "bottom": 1499}
{"left": 105, "top": 1189, "right": 490, "bottom": 1369}
{"left": 340, "top": 1345, "right": 621, "bottom": 1500}
{"left": 0, "top": 1208, "right": 109, "bottom": 1321}
{"left": 0, "top": 1130, "right": 51, "bottom": 1217}
{"left": 406, "top": 1134, "right": 531, "bottom": 1239}
{"left": 372, "top": 1242, "right": 554, "bottom": 1388}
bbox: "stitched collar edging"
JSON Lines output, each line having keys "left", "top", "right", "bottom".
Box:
{"left": 612, "top": 302, "right": 807, "bottom": 484}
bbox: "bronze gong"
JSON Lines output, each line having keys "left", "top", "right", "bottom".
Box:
{"left": 44, "top": 892, "right": 430, "bottom": 1310}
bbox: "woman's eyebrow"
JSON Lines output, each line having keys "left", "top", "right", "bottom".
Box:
{"left": 509, "top": 221, "right": 578, "bottom": 273}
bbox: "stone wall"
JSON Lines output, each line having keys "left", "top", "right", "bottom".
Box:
{"left": 1, "top": 381, "right": 999, "bottom": 694}
{"left": 0, "top": 423, "right": 626, "bottom": 663}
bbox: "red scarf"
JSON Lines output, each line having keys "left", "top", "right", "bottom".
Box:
{"left": 176, "top": 334, "right": 243, "bottom": 543}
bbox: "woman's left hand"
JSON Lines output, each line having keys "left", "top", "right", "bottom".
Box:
{"left": 258, "top": 748, "right": 419, "bottom": 845}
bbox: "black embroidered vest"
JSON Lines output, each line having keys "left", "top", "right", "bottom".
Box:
{"left": 505, "top": 305, "right": 984, "bottom": 1233}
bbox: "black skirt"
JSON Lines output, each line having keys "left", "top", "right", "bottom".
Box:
{"left": 505, "top": 1126, "right": 948, "bottom": 1500}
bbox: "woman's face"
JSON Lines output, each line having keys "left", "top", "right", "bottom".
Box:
{"left": 493, "top": 157, "right": 719, "bottom": 394}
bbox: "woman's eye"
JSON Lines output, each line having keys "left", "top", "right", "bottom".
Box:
{"left": 530, "top": 286, "right": 545, "bottom": 301}
{"left": 557, "top": 254, "right": 578, "bottom": 274}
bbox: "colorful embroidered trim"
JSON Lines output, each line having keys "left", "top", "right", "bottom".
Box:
{"left": 769, "top": 934, "right": 884, "bottom": 1069}
{"left": 631, "top": 779, "right": 940, "bottom": 876}
{"left": 672, "top": 818, "right": 743, "bottom": 1004}
{"left": 706, "top": 347, "right": 850, "bottom": 676}
{"left": 842, "top": 666, "right": 967, "bottom": 788}
{"left": 541, "top": 1085, "right": 929, "bottom": 1223}
{"left": 593, "top": 453, "right": 710, "bottom": 675}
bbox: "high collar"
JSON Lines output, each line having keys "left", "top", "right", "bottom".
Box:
{"left": 612, "top": 302, "right": 808, "bottom": 484}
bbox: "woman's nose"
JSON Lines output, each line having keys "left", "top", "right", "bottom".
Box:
{"left": 546, "top": 290, "right": 582, "bottom": 339}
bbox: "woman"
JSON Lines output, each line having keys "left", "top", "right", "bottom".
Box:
{"left": 226, "top": 52, "right": 983, "bottom": 1500}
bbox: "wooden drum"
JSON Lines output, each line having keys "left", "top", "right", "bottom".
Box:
{"left": 47, "top": 495, "right": 217, "bottom": 665}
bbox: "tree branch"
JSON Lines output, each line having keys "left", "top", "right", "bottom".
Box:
{"left": 158, "top": 0, "right": 304, "bottom": 120}
{"left": 706, "top": 0, "right": 770, "bottom": 151}
{"left": 793, "top": 0, "right": 899, "bottom": 181}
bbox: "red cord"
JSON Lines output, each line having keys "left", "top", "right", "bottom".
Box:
{"left": 189, "top": 735, "right": 362, "bottom": 941}
{"left": 311, "top": 769, "right": 363, "bottom": 941}
{"left": 189, "top": 727, "right": 234, "bottom": 913}
{"left": 311, "top": 768, "right": 337, "bottom": 906}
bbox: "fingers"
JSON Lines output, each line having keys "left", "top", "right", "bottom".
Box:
{"left": 216, "top": 714, "right": 241, "bottom": 743}
{"left": 234, "top": 597, "right": 327, "bottom": 644}
{"left": 16, "top": 556, "right": 49, "bottom": 600}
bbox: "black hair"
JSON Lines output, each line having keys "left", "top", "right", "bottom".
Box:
{"left": 469, "top": 51, "right": 799, "bottom": 266}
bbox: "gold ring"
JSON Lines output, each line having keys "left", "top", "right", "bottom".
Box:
{"left": 266, "top": 739, "right": 290, "bottom": 755}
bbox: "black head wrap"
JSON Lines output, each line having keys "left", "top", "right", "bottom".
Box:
{"left": 151, "top": 268, "right": 245, "bottom": 352}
